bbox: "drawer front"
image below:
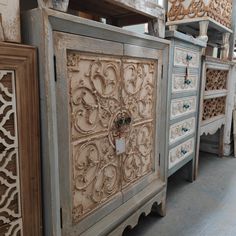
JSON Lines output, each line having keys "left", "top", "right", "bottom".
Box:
{"left": 170, "top": 96, "right": 197, "bottom": 120}
{"left": 172, "top": 74, "right": 198, "bottom": 94}
{"left": 169, "top": 117, "right": 196, "bottom": 145}
{"left": 174, "top": 47, "right": 200, "bottom": 68}
{"left": 169, "top": 138, "right": 194, "bottom": 169}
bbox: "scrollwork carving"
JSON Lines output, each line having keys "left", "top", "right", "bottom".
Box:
{"left": 167, "top": 0, "right": 232, "bottom": 28}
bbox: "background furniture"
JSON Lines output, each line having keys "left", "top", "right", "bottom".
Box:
{"left": 165, "top": 31, "right": 206, "bottom": 179}
{"left": 0, "top": 43, "right": 42, "bottom": 235}
{"left": 22, "top": 8, "right": 169, "bottom": 236}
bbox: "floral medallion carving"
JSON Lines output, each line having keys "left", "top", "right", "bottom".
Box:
{"left": 205, "top": 69, "right": 228, "bottom": 91}
{"left": 202, "top": 96, "right": 226, "bottom": 121}
{"left": 167, "top": 0, "right": 232, "bottom": 28}
{"left": 68, "top": 53, "right": 157, "bottom": 222}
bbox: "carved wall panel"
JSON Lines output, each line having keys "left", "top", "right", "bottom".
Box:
{"left": 68, "top": 52, "right": 157, "bottom": 223}
{"left": 205, "top": 69, "right": 228, "bottom": 91}
{"left": 202, "top": 96, "right": 226, "bottom": 121}
{"left": 171, "top": 96, "right": 197, "bottom": 120}
{"left": 0, "top": 70, "right": 23, "bottom": 234}
{"left": 174, "top": 47, "right": 200, "bottom": 68}
{"left": 169, "top": 137, "right": 194, "bottom": 169}
{"left": 167, "top": 0, "right": 232, "bottom": 28}
{"left": 169, "top": 117, "right": 195, "bottom": 144}
{"left": 172, "top": 74, "right": 198, "bottom": 93}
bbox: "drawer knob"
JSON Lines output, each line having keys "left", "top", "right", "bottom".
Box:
{"left": 181, "top": 149, "right": 188, "bottom": 155}
{"left": 115, "top": 116, "right": 132, "bottom": 128}
{"left": 182, "top": 127, "right": 189, "bottom": 132}
{"left": 186, "top": 54, "right": 193, "bottom": 61}
{"left": 184, "top": 79, "right": 192, "bottom": 85}
{"left": 183, "top": 104, "right": 190, "bottom": 109}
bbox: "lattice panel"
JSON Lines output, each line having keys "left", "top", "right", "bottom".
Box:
{"left": 67, "top": 53, "right": 156, "bottom": 223}
{"left": 202, "top": 97, "right": 226, "bottom": 121}
{"left": 205, "top": 69, "right": 228, "bottom": 91}
{"left": 167, "top": 0, "right": 232, "bottom": 28}
{"left": 0, "top": 70, "right": 22, "bottom": 235}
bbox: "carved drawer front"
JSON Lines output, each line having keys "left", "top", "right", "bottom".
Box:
{"left": 202, "top": 96, "right": 226, "bottom": 121}
{"left": 174, "top": 47, "right": 200, "bottom": 68}
{"left": 172, "top": 74, "right": 198, "bottom": 94}
{"left": 68, "top": 53, "right": 157, "bottom": 223}
{"left": 0, "top": 71, "right": 23, "bottom": 234}
{"left": 169, "top": 117, "right": 195, "bottom": 145}
{"left": 169, "top": 138, "right": 194, "bottom": 169}
{"left": 170, "top": 96, "right": 197, "bottom": 120}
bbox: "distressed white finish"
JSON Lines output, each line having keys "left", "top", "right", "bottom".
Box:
{"left": 0, "top": 0, "right": 21, "bottom": 42}
{"left": 169, "top": 117, "right": 195, "bottom": 145}
{"left": 174, "top": 47, "right": 200, "bottom": 68}
{"left": 169, "top": 138, "right": 194, "bottom": 169}
{"left": 172, "top": 74, "right": 198, "bottom": 93}
{"left": 170, "top": 96, "right": 197, "bottom": 120}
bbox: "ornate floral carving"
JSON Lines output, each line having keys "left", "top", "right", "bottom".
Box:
{"left": 205, "top": 69, "right": 228, "bottom": 91}
{"left": 169, "top": 138, "right": 194, "bottom": 169}
{"left": 172, "top": 74, "right": 198, "bottom": 93}
{"left": 0, "top": 71, "right": 22, "bottom": 232}
{"left": 68, "top": 53, "right": 157, "bottom": 222}
{"left": 169, "top": 117, "right": 195, "bottom": 144}
{"left": 174, "top": 47, "right": 199, "bottom": 68}
{"left": 171, "top": 96, "right": 197, "bottom": 119}
{"left": 202, "top": 96, "right": 226, "bottom": 121}
{"left": 167, "top": 0, "right": 232, "bottom": 28}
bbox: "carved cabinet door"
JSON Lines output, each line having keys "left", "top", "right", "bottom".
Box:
{"left": 54, "top": 32, "right": 162, "bottom": 235}
{"left": 0, "top": 43, "right": 41, "bottom": 235}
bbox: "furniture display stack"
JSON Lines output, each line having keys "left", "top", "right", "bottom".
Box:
{"left": 0, "top": 1, "right": 42, "bottom": 235}
{"left": 166, "top": 0, "right": 235, "bottom": 176}
{"left": 165, "top": 30, "right": 206, "bottom": 178}
{"left": 22, "top": 2, "right": 169, "bottom": 235}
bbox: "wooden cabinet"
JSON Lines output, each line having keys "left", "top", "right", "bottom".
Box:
{"left": 0, "top": 43, "right": 41, "bottom": 235}
{"left": 165, "top": 31, "right": 206, "bottom": 178}
{"left": 22, "top": 9, "right": 169, "bottom": 236}
{"left": 196, "top": 57, "right": 234, "bottom": 159}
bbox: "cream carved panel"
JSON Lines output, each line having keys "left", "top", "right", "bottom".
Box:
{"left": 174, "top": 47, "right": 200, "bottom": 68}
{"left": 202, "top": 96, "right": 226, "bottom": 121}
{"left": 170, "top": 96, "right": 197, "bottom": 120}
{"left": 169, "top": 117, "right": 195, "bottom": 145}
{"left": 172, "top": 74, "right": 198, "bottom": 93}
{"left": 0, "top": 71, "right": 23, "bottom": 235}
{"left": 169, "top": 138, "right": 194, "bottom": 169}
{"left": 167, "top": 0, "right": 232, "bottom": 28}
{"left": 67, "top": 53, "right": 157, "bottom": 223}
{"left": 205, "top": 69, "right": 228, "bottom": 91}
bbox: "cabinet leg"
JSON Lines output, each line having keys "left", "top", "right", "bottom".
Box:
{"left": 186, "top": 159, "right": 195, "bottom": 182}
{"left": 151, "top": 198, "right": 166, "bottom": 217}
{"left": 218, "top": 125, "right": 224, "bottom": 158}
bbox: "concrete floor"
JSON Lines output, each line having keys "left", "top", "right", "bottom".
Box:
{"left": 124, "top": 152, "right": 236, "bottom": 236}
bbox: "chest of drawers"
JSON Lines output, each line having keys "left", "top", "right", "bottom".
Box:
{"left": 166, "top": 31, "right": 206, "bottom": 178}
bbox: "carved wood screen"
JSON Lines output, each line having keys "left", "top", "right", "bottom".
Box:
{"left": 68, "top": 52, "right": 157, "bottom": 222}
{"left": 0, "top": 43, "right": 41, "bottom": 235}
{"left": 167, "top": 0, "right": 232, "bottom": 28}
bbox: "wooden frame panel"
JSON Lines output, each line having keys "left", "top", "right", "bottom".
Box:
{"left": 0, "top": 42, "right": 42, "bottom": 235}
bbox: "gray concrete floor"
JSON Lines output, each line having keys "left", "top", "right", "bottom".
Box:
{"left": 124, "top": 152, "right": 236, "bottom": 236}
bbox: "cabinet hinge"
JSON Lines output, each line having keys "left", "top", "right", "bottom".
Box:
{"left": 60, "top": 207, "right": 63, "bottom": 229}
{"left": 161, "top": 65, "right": 164, "bottom": 79}
{"left": 54, "top": 55, "right": 57, "bottom": 82}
